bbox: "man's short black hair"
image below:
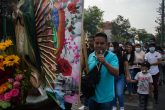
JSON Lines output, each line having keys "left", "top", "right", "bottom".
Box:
{"left": 112, "top": 42, "right": 119, "bottom": 48}
{"left": 135, "top": 44, "right": 141, "bottom": 47}
{"left": 94, "top": 32, "right": 107, "bottom": 41}
{"left": 125, "top": 42, "right": 133, "bottom": 46}
{"left": 149, "top": 43, "right": 156, "bottom": 47}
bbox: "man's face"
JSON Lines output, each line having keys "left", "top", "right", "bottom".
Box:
{"left": 94, "top": 36, "right": 107, "bottom": 53}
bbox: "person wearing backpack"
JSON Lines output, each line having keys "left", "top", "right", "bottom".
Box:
{"left": 87, "top": 32, "right": 119, "bottom": 110}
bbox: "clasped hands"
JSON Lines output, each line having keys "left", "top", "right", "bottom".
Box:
{"left": 96, "top": 50, "right": 106, "bottom": 64}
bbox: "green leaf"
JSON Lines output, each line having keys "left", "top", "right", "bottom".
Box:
{"left": 0, "top": 101, "right": 11, "bottom": 109}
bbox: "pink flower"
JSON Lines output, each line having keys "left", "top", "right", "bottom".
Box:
{"left": 8, "top": 78, "right": 14, "bottom": 83}
{"left": 0, "top": 95, "right": 4, "bottom": 101}
{"left": 69, "top": 36, "right": 73, "bottom": 41}
{"left": 10, "top": 89, "right": 19, "bottom": 97}
{"left": 74, "top": 45, "right": 78, "bottom": 50}
{"left": 74, "top": 53, "right": 80, "bottom": 59}
{"left": 13, "top": 81, "right": 20, "bottom": 88}
{"left": 65, "top": 41, "right": 69, "bottom": 44}
{"left": 4, "top": 92, "right": 11, "bottom": 101}
{"left": 69, "top": 45, "right": 72, "bottom": 49}
{"left": 15, "top": 74, "right": 24, "bottom": 81}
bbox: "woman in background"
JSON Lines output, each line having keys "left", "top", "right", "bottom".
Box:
{"left": 110, "top": 42, "right": 130, "bottom": 110}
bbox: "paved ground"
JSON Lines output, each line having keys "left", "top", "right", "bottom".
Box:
{"left": 75, "top": 84, "right": 165, "bottom": 110}
{"left": 155, "top": 84, "right": 165, "bottom": 110}
{"left": 123, "top": 84, "right": 165, "bottom": 110}
{"left": 124, "top": 93, "right": 154, "bottom": 110}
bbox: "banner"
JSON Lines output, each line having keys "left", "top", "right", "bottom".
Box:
{"left": 34, "top": 0, "right": 83, "bottom": 109}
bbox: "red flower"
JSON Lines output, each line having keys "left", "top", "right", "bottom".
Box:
{"left": 4, "top": 92, "right": 11, "bottom": 101}
{"left": 68, "top": 25, "right": 73, "bottom": 32}
{"left": 10, "top": 88, "right": 19, "bottom": 97}
{"left": 57, "top": 58, "right": 72, "bottom": 76}
{"left": 0, "top": 95, "right": 4, "bottom": 100}
{"left": 67, "top": 2, "right": 77, "bottom": 13}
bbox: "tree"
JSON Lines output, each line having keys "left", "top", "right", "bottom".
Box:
{"left": 136, "top": 29, "right": 154, "bottom": 43}
{"left": 155, "top": 0, "right": 165, "bottom": 46}
{"left": 83, "top": 6, "right": 104, "bottom": 35}
{"left": 111, "top": 15, "right": 131, "bottom": 42}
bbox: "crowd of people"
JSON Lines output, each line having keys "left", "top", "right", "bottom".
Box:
{"left": 82, "top": 32, "right": 165, "bottom": 110}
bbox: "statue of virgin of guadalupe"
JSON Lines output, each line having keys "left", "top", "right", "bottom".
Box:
{"left": 11, "top": 0, "right": 48, "bottom": 103}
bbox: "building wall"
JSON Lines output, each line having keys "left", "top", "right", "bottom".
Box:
{"left": 102, "top": 21, "right": 112, "bottom": 42}
{"left": 104, "top": 29, "right": 112, "bottom": 42}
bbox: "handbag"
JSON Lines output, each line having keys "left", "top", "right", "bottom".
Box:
{"left": 81, "top": 51, "right": 108, "bottom": 98}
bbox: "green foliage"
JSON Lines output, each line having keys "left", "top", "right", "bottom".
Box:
{"left": 0, "top": 101, "right": 11, "bottom": 109}
{"left": 19, "top": 66, "right": 31, "bottom": 103}
{"left": 155, "top": 1, "right": 165, "bottom": 47}
{"left": 111, "top": 35, "right": 128, "bottom": 43}
{"left": 135, "top": 29, "right": 154, "bottom": 43}
{"left": 111, "top": 15, "right": 131, "bottom": 42}
{"left": 84, "top": 6, "right": 104, "bottom": 35}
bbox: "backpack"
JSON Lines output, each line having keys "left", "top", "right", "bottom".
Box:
{"left": 81, "top": 51, "right": 108, "bottom": 98}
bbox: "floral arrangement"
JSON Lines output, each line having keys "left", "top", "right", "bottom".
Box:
{"left": 0, "top": 39, "right": 26, "bottom": 109}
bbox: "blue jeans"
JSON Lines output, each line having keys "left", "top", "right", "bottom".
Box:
{"left": 112, "top": 74, "right": 125, "bottom": 108}
{"left": 88, "top": 98, "right": 113, "bottom": 110}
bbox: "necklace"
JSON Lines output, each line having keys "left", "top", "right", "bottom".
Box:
{"left": 96, "top": 63, "right": 101, "bottom": 71}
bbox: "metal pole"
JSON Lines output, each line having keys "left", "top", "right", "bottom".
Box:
{"left": 161, "top": 0, "right": 164, "bottom": 47}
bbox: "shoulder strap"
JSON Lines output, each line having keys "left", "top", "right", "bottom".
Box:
{"left": 104, "top": 51, "right": 109, "bottom": 57}
{"left": 89, "top": 51, "right": 109, "bottom": 73}
{"left": 98, "top": 51, "right": 109, "bottom": 71}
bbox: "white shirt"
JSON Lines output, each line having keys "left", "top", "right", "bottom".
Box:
{"left": 145, "top": 51, "right": 162, "bottom": 75}
{"left": 135, "top": 72, "right": 153, "bottom": 94}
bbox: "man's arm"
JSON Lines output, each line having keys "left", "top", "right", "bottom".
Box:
{"left": 103, "top": 61, "right": 119, "bottom": 76}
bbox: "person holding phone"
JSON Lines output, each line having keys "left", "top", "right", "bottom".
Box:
{"left": 88, "top": 32, "right": 119, "bottom": 110}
